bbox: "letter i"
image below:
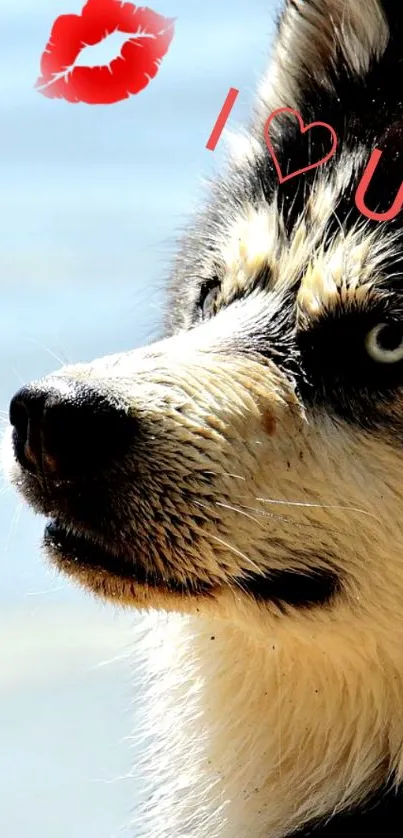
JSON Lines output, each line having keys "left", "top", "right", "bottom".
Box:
{"left": 206, "top": 88, "right": 240, "bottom": 151}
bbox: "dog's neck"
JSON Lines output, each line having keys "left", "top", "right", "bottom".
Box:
{"left": 136, "top": 603, "right": 403, "bottom": 837}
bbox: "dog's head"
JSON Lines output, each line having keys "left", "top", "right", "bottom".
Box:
{"left": 6, "top": 0, "right": 403, "bottom": 630}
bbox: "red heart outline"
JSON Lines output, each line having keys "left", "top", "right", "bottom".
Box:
{"left": 264, "top": 107, "right": 338, "bottom": 184}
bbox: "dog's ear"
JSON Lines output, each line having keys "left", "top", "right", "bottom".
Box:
{"left": 257, "top": 0, "right": 402, "bottom": 117}
{"left": 229, "top": 0, "right": 403, "bottom": 231}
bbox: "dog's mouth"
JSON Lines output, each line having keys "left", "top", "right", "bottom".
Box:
{"left": 44, "top": 518, "right": 340, "bottom": 609}
{"left": 8, "top": 433, "right": 340, "bottom": 610}
{"left": 44, "top": 518, "right": 216, "bottom": 598}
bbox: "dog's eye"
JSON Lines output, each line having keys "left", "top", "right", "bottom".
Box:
{"left": 365, "top": 323, "right": 403, "bottom": 364}
{"left": 199, "top": 278, "right": 221, "bottom": 320}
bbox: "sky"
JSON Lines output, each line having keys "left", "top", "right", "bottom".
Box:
{"left": 0, "top": 2, "right": 276, "bottom": 835}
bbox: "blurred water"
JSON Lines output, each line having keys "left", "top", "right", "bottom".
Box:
{"left": 0, "top": 1, "right": 275, "bottom": 835}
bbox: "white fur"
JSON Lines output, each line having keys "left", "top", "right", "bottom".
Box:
{"left": 5, "top": 2, "right": 403, "bottom": 836}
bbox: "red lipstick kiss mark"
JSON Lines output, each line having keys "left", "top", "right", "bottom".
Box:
{"left": 36, "top": 0, "right": 176, "bottom": 105}
{"left": 264, "top": 108, "right": 338, "bottom": 183}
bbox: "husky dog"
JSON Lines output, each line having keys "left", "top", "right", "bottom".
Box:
{"left": 5, "top": 0, "right": 403, "bottom": 834}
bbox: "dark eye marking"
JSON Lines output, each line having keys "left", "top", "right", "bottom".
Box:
{"left": 297, "top": 301, "right": 403, "bottom": 428}
{"left": 299, "top": 306, "right": 403, "bottom": 382}
{"left": 198, "top": 277, "right": 221, "bottom": 320}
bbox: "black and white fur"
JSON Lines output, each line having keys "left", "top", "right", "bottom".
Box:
{"left": 5, "top": 1, "right": 403, "bottom": 834}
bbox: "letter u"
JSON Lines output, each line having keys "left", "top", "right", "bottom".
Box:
{"left": 355, "top": 149, "right": 403, "bottom": 223}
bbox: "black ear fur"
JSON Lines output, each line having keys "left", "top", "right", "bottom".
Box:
{"left": 257, "top": 0, "right": 403, "bottom": 120}
{"left": 168, "top": 0, "right": 403, "bottom": 338}
{"left": 380, "top": 0, "right": 403, "bottom": 30}
{"left": 242, "top": 0, "right": 403, "bottom": 233}
{"left": 256, "top": 0, "right": 392, "bottom": 118}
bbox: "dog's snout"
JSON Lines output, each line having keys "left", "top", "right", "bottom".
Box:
{"left": 9, "top": 378, "right": 134, "bottom": 479}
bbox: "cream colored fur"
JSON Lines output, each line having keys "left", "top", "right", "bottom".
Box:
{"left": 4, "top": 1, "right": 403, "bottom": 836}
{"left": 6, "top": 321, "right": 403, "bottom": 837}
{"left": 112, "top": 391, "right": 403, "bottom": 837}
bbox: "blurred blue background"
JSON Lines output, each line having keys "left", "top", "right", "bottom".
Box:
{"left": 0, "top": 1, "right": 275, "bottom": 835}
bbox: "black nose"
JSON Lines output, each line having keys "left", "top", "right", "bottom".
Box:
{"left": 9, "top": 377, "right": 134, "bottom": 479}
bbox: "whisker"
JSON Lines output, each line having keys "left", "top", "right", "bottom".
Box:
{"left": 196, "top": 497, "right": 296, "bottom": 534}
{"left": 202, "top": 471, "right": 376, "bottom": 520}
{"left": 10, "top": 366, "right": 25, "bottom": 387}
{"left": 206, "top": 532, "right": 262, "bottom": 575}
{"left": 25, "top": 337, "right": 69, "bottom": 366}
{"left": 201, "top": 470, "right": 246, "bottom": 482}
{"left": 3, "top": 500, "right": 23, "bottom": 559}
{"left": 218, "top": 499, "right": 338, "bottom": 534}
{"left": 196, "top": 499, "right": 263, "bottom": 528}
{"left": 254, "top": 495, "right": 378, "bottom": 520}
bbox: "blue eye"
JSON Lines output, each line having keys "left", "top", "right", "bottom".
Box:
{"left": 365, "top": 323, "right": 403, "bottom": 364}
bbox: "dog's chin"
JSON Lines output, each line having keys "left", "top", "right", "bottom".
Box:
{"left": 43, "top": 519, "right": 341, "bottom": 616}
{"left": 43, "top": 519, "right": 218, "bottom": 610}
